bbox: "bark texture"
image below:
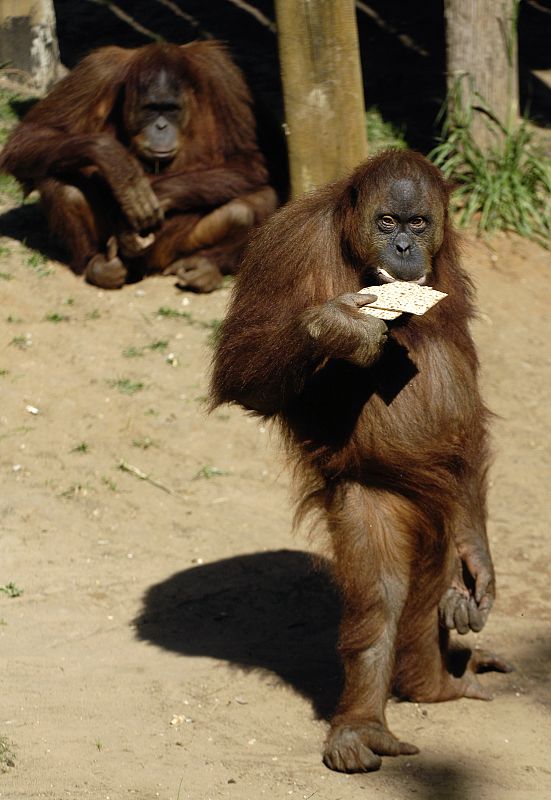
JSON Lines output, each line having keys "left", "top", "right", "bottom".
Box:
{"left": 0, "top": 0, "right": 61, "bottom": 92}
{"left": 275, "top": 0, "right": 367, "bottom": 197}
{"left": 444, "top": 0, "right": 519, "bottom": 151}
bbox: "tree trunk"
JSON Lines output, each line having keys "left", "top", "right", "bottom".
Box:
{"left": 444, "top": 0, "right": 519, "bottom": 151}
{"left": 0, "top": 0, "right": 61, "bottom": 93}
{"left": 275, "top": 0, "right": 367, "bottom": 197}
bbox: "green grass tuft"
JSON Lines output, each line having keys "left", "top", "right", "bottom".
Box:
{"left": 25, "top": 249, "right": 53, "bottom": 277}
{"left": 108, "top": 378, "right": 145, "bottom": 395}
{"left": 193, "top": 465, "right": 228, "bottom": 480}
{"left": 71, "top": 442, "right": 90, "bottom": 454}
{"left": 123, "top": 339, "right": 169, "bottom": 358}
{"left": 0, "top": 582, "right": 23, "bottom": 598}
{"left": 430, "top": 82, "right": 551, "bottom": 246}
{"left": 9, "top": 335, "right": 29, "bottom": 350}
{"left": 156, "top": 306, "right": 192, "bottom": 321}
{"left": 44, "top": 312, "right": 70, "bottom": 323}
{"left": 147, "top": 339, "right": 169, "bottom": 351}
{"left": 101, "top": 476, "right": 118, "bottom": 492}
{"left": 155, "top": 307, "right": 221, "bottom": 346}
{"left": 122, "top": 346, "right": 144, "bottom": 358}
{"left": 0, "top": 89, "right": 24, "bottom": 143}
{"left": 0, "top": 736, "right": 15, "bottom": 772}
{"left": 0, "top": 172, "right": 23, "bottom": 201}
{"left": 132, "top": 437, "right": 156, "bottom": 450}
{"left": 0, "top": 90, "right": 28, "bottom": 201}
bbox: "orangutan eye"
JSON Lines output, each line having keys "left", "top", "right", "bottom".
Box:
{"left": 409, "top": 217, "right": 426, "bottom": 231}
{"left": 379, "top": 215, "right": 396, "bottom": 230}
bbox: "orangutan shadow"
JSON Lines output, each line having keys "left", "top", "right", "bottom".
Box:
{"left": 0, "top": 202, "right": 65, "bottom": 263}
{"left": 135, "top": 549, "right": 343, "bottom": 720}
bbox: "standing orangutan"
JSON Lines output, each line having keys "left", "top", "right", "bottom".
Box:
{"left": 0, "top": 41, "right": 278, "bottom": 291}
{"left": 210, "top": 150, "right": 511, "bottom": 772}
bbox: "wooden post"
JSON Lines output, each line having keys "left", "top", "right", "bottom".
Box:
{"left": 275, "top": 0, "right": 367, "bottom": 197}
{"left": 444, "top": 0, "right": 519, "bottom": 151}
{"left": 0, "top": 0, "right": 61, "bottom": 92}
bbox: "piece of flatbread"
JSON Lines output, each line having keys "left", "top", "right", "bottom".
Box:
{"left": 358, "top": 282, "right": 447, "bottom": 319}
{"left": 358, "top": 306, "right": 402, "bottom": 321}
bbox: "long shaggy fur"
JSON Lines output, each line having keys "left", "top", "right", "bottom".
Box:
{"left": 0, "top": 41, "right": 277, "bottom": 286}
{"left": 210, "top": 150, "right": 501, "bottom": 772}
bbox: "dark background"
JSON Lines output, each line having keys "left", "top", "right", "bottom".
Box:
{"left": 52, "top": 0, "right": 551, "bottom": 152}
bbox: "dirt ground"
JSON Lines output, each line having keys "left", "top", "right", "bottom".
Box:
{"left": 0, "top": 204, "right": 550, "bottom": 800}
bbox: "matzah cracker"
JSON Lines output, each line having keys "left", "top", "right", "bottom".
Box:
{"left": 358, "top": 282, "right": 447, "bottom": 318}
{"left": 359, "top": 306, "right": 402, "bottom": 321}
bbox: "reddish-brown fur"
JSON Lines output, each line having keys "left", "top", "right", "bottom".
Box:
{"left": 0, "top": 40, "right": 278, "bottom": 290}
{"left": 211, "top": 150, "right": 510, "bottom": 772}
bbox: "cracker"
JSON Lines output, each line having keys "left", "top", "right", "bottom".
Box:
{"left": 359, "top": 306, "right": 402, "bottom": 320}
{"left": 358, "top": 282, "right": 447, "bottom": 318}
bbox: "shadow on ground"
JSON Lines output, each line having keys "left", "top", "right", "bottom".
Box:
{"left": 506, "top": 635, "right": 551, "bottom": 708}
{"left": 383, "top": 758, "right": 490, "bottom": 800}
{"left": 0, "top": 202, "right": 63, "bottom": 262}
{"left": 135, "top": 547, "right": 551, "bottom": 723}
{"left": 135, "top": 548, "right": 344, "bottom": 720}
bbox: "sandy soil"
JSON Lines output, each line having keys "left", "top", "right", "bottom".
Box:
{"left": 0, "top": 210, "right": 550, "bottom": 800}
